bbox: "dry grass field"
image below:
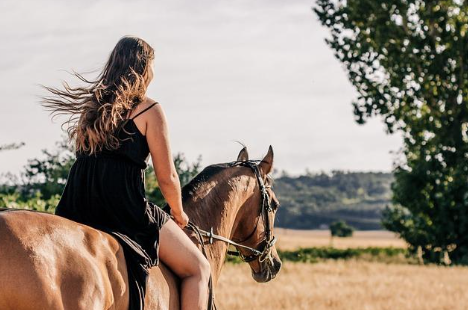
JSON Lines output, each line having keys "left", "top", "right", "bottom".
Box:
{"left": 216, "top": 261, "right": 468, "bottom": 310}
{"left": 215, "top": 230, "right": 468, "bottom": 310}
{"left": 275, "top": 228, "right": 407, "bottom": 250}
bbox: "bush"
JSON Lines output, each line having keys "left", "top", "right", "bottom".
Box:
{"left": 0, "top": 192, "right": 60, "bottom": 213}
{"left": 225, "top": 246, "right": 411, "bottom": 264}
{"left": 330, "top": 220, "right": 354, "bottom": 237}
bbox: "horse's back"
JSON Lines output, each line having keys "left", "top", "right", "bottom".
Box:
{"left": 0, "top": 210, "right": 129, "bottom": 310}
{"left": 0, "top": 210, "right": 180, "bottom": 310}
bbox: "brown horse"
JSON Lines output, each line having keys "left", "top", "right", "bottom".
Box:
{"left": 0, "top": 146, "right": 281, "bottom": 310}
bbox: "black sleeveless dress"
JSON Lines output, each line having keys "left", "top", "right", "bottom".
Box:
{"left": 55, "top": 102, "right": 170, "bottom": 310}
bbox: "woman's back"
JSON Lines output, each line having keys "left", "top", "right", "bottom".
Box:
{"left": 57, "top": 99, "right": 167, "bottom": 253}
{"left": 77, "top": 101, "right": 159, "bottom": 169}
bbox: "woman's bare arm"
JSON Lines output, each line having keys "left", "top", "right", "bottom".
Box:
{"left": 144, "top": 103, "right": 187, "bottom": 225}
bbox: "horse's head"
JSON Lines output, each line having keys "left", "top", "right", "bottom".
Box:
{"left": 230, "top": 145, "right": 282, "bottom": 283}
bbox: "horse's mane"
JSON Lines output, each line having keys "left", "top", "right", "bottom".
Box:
{"left": 162, "top": 159, "right": 264, "bottom": 214}
{"left": 161, "top": 162, "right": 234, "bottom": 213}
{"left": 181, "top": 159, "right": 267, "bottom": 201}
{"left": 181, "top": 163, "right": 233, "bottom": 202}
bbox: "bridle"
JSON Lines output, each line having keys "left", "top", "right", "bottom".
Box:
{"left": 183, "top": 159, "right": 278, "bottom": 310}
{"left": 186, "top": 160, "right": 277, "bottom": 263}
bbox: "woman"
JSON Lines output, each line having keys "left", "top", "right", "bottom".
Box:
{"left": 40, "top": 36, "right": 211, "bottom": 310}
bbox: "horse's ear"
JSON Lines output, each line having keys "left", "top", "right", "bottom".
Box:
{"left": 259, "top": 145, "right": 274, "bottom": 176}
{"left": 237, "top": 147, "right": 249, "bottom": 161}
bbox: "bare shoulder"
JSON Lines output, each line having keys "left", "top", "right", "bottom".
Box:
{"left": 144, "top": 98, "right": 164, "bottom": 119}
{"left": 145, "top": 98, "right": 170, "bottom": 148}
{"left": 142, "top": 97, "right": 161, "bottom": 111}
{"left": 129, "top": 97, "right": 162, "bottom": 119}
{"left": 143, "top": 98, "right": 167, "bottom": 131}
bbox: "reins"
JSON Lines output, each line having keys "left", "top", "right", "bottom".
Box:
{"left": 182, "top": 160, "right": 277, "bottom": 310}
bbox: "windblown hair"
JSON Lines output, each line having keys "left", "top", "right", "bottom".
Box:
{"left": 40, "top": 36, "right": 155, "bottom": 155}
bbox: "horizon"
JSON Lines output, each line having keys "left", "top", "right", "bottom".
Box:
{"left": 0, "top": 139, "right": 396, "bottom": 183}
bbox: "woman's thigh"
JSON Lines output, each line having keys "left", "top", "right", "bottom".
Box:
{"left": 158, "top": 219, "right": 208, "bottom": 278}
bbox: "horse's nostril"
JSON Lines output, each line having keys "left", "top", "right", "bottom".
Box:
{"left": 274, "top": 258, "right": 282, "bottom": 272}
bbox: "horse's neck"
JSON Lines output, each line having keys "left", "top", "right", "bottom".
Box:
{"left": 183, "top": 170, "right": 251, "bottom": 285}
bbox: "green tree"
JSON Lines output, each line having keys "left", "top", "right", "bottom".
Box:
{"left": 20, "top": 137, "right": 75, "bottom": 200}
{"left": 0, "top": 192, "right": 60, "bottom": 213}
{"left": 0, "top": 142, "right": 25, "bottom": 193}
{"left": 315, "top": 1, "right": 468, "bottom": 264}
{"left": 145, "top": 153, "right": 202, "bottom": 206}
{"left": 330, "top": 220, "right": 354, "bottom": 237}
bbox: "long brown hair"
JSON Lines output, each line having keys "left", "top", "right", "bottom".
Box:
{"left": 40, "top": 36, "right": 155, "bottom": 155}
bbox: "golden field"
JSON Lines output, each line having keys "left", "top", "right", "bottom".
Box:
{"left": 216, "top": 261, "right": 468, "bottom": 310}
{"left": 216, "top": 230, "right": 468, "bottom": 310}
{"left": 274, "top": 228, "right": 407, "bottom": 250}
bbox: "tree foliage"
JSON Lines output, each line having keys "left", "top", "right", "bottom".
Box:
{"left": 315, "top": 0, "right": 468, "bottom": 264}
{"left": 330, "top": 220, "right": 355, "bottom": 237}
{"left": 145, "top": 153, "right": 202, "bottom": 206}
{"left": 21, "top": 138, "right": 75, "bottom": 200}
{"left": 0, "top": 192, "right": 60, "bottom": 213}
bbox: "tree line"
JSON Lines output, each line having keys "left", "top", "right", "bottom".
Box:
{"left": 0, "top": 138, "right": 393, "bottom": 231}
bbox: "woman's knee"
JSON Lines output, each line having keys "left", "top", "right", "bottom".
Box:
{"left": 158, "top": 219, "right": 211, "bottom": 281}
{"left": 198, "top": 255, "right": 211, "bottom": 282}
{"left": 182, "top": 254, "right": 211, "bottom": 282}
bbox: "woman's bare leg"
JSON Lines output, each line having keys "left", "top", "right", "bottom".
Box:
{"left": 158, "top": 219, "right": 211, "bottom": 310}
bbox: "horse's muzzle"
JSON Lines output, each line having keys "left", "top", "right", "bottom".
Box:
{"left": 251, "top": 255, "right": 282, "bottom": 283}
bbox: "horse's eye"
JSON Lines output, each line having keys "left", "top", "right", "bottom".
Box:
{"left": 271, "top": 200, "right": 280, "bottom": 211}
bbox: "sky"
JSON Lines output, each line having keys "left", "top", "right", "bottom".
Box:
{"left": 0, "top": 0, "right": 403, "bottom": 178}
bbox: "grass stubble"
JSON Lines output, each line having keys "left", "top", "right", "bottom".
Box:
{"left": 216, "top": 230, "right": 468, "bottom": 310}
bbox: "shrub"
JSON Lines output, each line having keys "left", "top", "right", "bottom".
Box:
{"left": 330, "top": 220, "right": 354, "bottom": 237}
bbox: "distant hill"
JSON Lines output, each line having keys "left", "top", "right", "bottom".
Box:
{"left": 273, "top": 171, "right": 393, "bottom": 230}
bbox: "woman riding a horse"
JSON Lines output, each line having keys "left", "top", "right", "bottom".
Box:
{"left": 40, "top": 36, "right": 211, "bottom": 310}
